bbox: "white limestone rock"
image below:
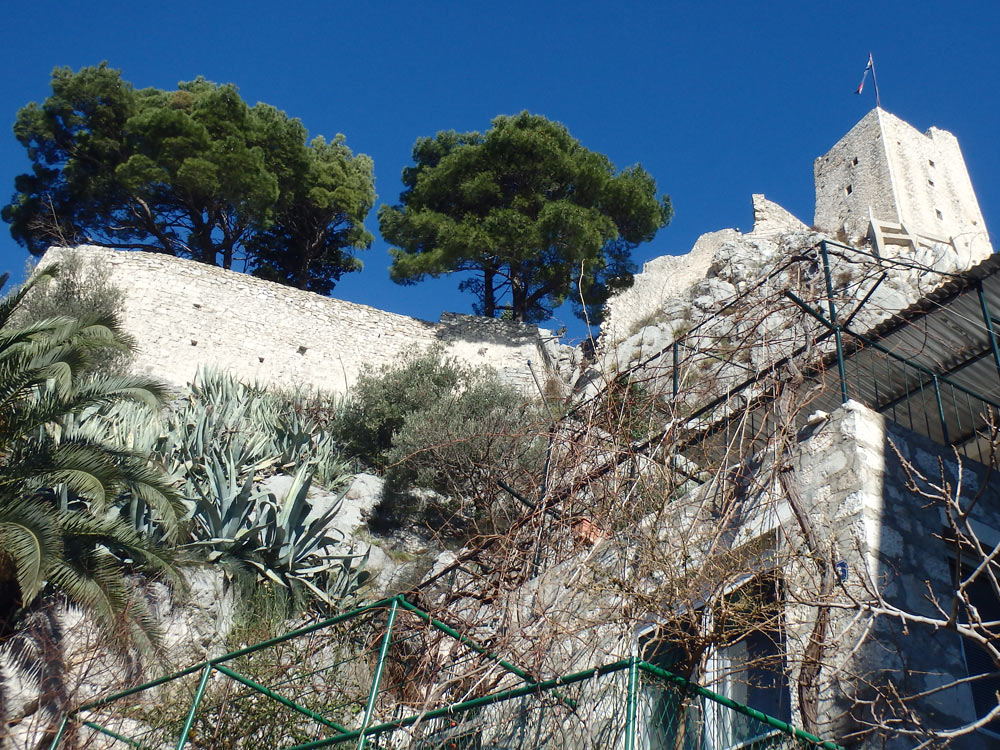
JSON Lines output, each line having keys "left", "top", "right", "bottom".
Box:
{"left": 152, "top": 566, "right": 235, "bottom": 663}
{"left": 690, "top": 277, "right": 738, "bottom": 312}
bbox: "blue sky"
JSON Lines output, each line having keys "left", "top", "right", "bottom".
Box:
{"left": 2, "top": 1, "right": 997, "bottom": 342}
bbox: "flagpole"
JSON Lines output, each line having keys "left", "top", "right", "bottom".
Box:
{"left": 870, "top": 53, "right": 881, "bottom": 108}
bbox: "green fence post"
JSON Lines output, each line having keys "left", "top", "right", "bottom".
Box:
{"left": 933, "top": 375, "right": 949, "bottom": 443}
{"left": 977, "top": 282, "right": 1000, "bottom": 384}
{"left": 625, "top": 656, "right": 639, "bottom": 750}
{"left": 47, "top": 713, "right": 69, "bottom": 750}
{"left": 176, "top": 663, "right": 213, "bottom": 750}
{"left": 820, "top": 242, "right": 849, "bottom": 404}
{"left": 356, "top": 598, "right": 399, "bottom": 750}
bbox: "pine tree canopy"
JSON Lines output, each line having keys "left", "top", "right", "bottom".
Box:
{"left": 379, "top": 112, "right": 671, "bottom": 324}
{"left": 3, "top": 63, "right": 376, "bottom": 294}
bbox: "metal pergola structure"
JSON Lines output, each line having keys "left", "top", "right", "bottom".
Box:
{"left": 49, "top": 596, "right": 839, "bottom": 750}
{"left": 654, "top": 241, "right": 1000, "bottom": 466}
{"left": 788, "top": 244, "right": 1000, "bottom": 460}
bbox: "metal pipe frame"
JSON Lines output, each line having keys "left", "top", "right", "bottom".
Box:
{"left": 48, "top": 597, "right": 842, "bottom": 750}
{"left": 637, "top": 662, "right": 841, "bottom": 750}
{"left": 212, "top": 663, "right": 349, "bottom": 734}
{"left": 282, "top": 658, "right": 841, "bottom": 750}
{"left": 820, "top": 242, "right": 850, "bottom": 404}
{"left": 355, "top": 598, "right": 398, "bottom": 750}
{"left": 625, "top": 656, "right": 639, "bottom": 750}
{"left": 783, "top": 291, "right": 1000, "bottom": 409}
{"left": 977, "top": 281, "right": 1000, "bottom": 385}
{"left": 175, "top": 663, "right": 212, "bottom": 749}
{"left": 81, "top": 720, "right": 146, "bottom": 748}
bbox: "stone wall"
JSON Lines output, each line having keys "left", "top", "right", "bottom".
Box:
{"left": 780, "top": 400, "right": 1000, "bottom": 748}
{"left": 38, "top": 246, "right": 572, "bottom": 395}
{"left": 600, "top": 194, "right": 806, "bottom": 346}
{"left": 813, "top": 108, "right": 993, "bottom": 262}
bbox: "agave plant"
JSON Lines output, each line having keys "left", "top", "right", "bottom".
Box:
{"left": 68, "top": 365, "right": 369, "bottom": 609}
{"left": 186, "top": 451, "right": 274, "bottom": 561}
{"left": 254, "top": 464, "right": 367, "bottom": 606}
{"left": 145, "top": 370, "right": 368, "bottom": 605}
{"left": 185, "top": 458, "right": 366, "bottom": 604}
{"left": 267, "top": 392, "right": 349, "bottom": 487}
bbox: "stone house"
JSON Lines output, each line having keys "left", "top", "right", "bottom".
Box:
{"left": 576, "top": 107, "right": 1000, "bottom": 748}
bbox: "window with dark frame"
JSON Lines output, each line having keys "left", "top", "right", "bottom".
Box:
{"left": 637, "top": 579, "right": 790, "bottom": 750}
{"left": 956, "top": 564, "right": 1000, "bottom": 737}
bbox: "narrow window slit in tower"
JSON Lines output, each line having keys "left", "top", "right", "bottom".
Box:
{"left": 935, "top": 209, "right": 943, "bottom": 220}
{"left": 851, "top": 157, "right": 858, "bottom": 166}
{"left": 845, "top": 185, "right": 853, "bottom": 196}
{"left": 191, "top": 340, "right": 198, "bottom": 347}
{"left": 928, "top": 179, "right": 935, "bottom": 188}
{"left": 297, "top": 346, "right": 308, "bottom": 355}
{"left": 929, "top": 159, "right": 936, "bottom": 168}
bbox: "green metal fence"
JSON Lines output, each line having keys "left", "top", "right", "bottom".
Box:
{"left": 49, "top": 596, "right": 839, "bottom": 750}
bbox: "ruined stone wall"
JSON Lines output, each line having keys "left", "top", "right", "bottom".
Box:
{"left": 599, "top": 228, "right": 737, "bottom": 345}
{"left": 39, "top": 246, "right": 570, "bottom": 395}
{"left": 600, "top": 195, "right": 807, "bottom": 347}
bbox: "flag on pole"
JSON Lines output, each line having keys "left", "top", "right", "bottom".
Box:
{"left": 856, "top": 53, "right": 874, "bottom": 94}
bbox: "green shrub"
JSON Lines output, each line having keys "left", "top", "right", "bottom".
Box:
{"left": 336, "top": 349, "right": 546, "bottom": 532}
{"left": 332, "top": 349, "right": 463, "bottom": 467}
{"left": 384, "top": 373, "right": 546, "bottom": 524}
{"left": 14, "top": 249, "right": 133, "bottom": 374}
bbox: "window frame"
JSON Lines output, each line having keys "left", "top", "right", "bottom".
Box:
{"left": 634, "top": 576, "right": 791, "bottom": 750}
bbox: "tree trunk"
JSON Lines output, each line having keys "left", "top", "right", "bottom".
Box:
{"left": 511, "top": 269, "right": 526, "bottom": 322}
{"left": 189, "top": 214, "right": 216, "bottom": 266}
{"left": 483, "top": 269, "right": 496, "bottom": 318}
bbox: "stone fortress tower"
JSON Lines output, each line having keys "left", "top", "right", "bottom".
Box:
{"left": 813, "top": 107, "right": 993, "bottom": 265}
{"left": 600, "top": 108, "right": 995, "bottom": 346}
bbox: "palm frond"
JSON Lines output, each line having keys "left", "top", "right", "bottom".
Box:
{"left": 8, "top": 442, "right": 119, "bottom": 506}
{"left": 45, "top": 557, "right": 162, "bottom": 660}
{"left": 0, "top": 266, "right": 57, "bottom": 331}
{"left": 0, "top": 497, "right": 62, "bottom": 605}
{"left": 72, "top": 373, "right": 171, "bottom": 411}
{"left": 57, "top": 511, "right": 185, "bottom": 589}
